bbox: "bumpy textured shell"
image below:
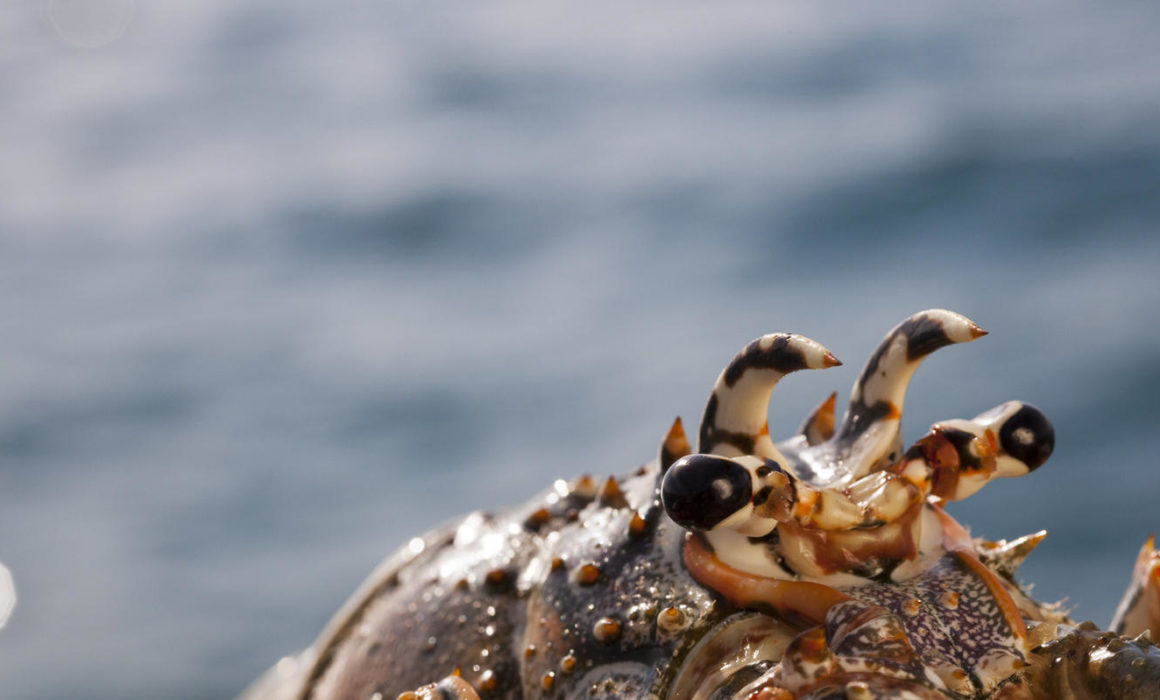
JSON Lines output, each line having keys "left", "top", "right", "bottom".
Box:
{"left": 242, "top": 311, "right": 1160, "bottom": 700}
{"left": 243, "top": 463, "right": 735, "bottom": 698}
{"left": 238, "top": 459, "right": 1077, "bottom": 699}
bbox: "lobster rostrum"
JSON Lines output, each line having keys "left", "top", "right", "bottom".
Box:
{"left": 242, "top": 310, "right": 1160, "bottom": 700}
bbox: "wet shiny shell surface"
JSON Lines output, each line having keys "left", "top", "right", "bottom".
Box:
{"left": 299, "top": 465, "right": 724, "bottom": 699}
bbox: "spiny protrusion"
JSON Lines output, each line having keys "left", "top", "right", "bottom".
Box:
{"left": 569, "top": 475, "right": 597, "bottom": 502}
{"left": 477, "top": 670, "right": 497, "bottom": 692}
{"left": 698, "top": 333, "right": 840, "bottom": 459}
{"left": 1026, "top": 621, "right": 1059, "bottom": 649}
{"left": 597, "top": 477, "right": 628, "bottom": 508}
{"left": 798, "top": 391, "right": 837, "bottom": 446}
{"left": 977, "top": 531, "right": 1048, "bottom": 578}
{"left": 627, "top": 511, "right": 648, "bottom": 538}
{"left": 659, "top": 416, "right": 691, "bottom": 473}
{"left": 484, "top": 568, "right": 510, "bottom": 589}
{"left": 524, "top": 508, "right": 551, "bottom": 532}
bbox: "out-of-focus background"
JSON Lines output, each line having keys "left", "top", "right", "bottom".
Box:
{"left": 2, "top": 2, "right": 1159, "bottom": 698}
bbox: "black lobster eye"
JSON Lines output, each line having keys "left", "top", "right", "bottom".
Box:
{"left": 661, "top": 454, "right": 753, "bottom": 531}
{"left": 999, "top": 403, "right": 1054, "bottom": 471}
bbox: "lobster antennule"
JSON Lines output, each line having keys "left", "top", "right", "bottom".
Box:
{"left": 828, "top": 309, "right": 986, "bottom": 477}
{"left": 698, "top": 333, "right": 840, "bottom": 459}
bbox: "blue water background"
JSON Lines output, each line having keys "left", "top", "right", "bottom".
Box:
{"left": 2, "top": 2, "right": 1160, "bottom": 698}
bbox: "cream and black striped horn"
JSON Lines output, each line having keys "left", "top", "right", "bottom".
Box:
{"left": 800, "top": 309, "right": 986, "bottom": 484}
{"left": 698, "top": 333, "right": 841, "bottom": 461}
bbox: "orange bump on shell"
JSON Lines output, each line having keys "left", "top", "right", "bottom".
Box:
{"left": 560, "top": 652, "right": 577, "bottom": 673}
{"left": 627, "top": 512, "right": 648, "bottom": 537}
{"left": 593, "top": 617, "right": 622, "bottom": 644}
{"left": 525, "top": 508, "right": 550, "bottom": 530}
{"left": 598, "top": 477, "right": 628, "bottom": 508}
{"left": 571, "top": 475, "right": 597, "bottom": 500}
{"left": 663, "top": 417, "right": 691, "bottom": 455}
{"left": 656, "top": 606, "right": 687, "bottom": 634}
{"left": 575, "top": 563, "right": 600, "bottom": 586}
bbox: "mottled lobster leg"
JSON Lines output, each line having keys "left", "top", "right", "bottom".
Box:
{"left": 1111, "top": 536, "right": 1160, "bottom": 640}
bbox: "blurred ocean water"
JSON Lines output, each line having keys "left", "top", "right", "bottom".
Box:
{"left": 2, "top": 2, "right": 1160, "bottom": 698}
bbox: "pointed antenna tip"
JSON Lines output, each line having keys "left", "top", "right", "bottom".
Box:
{"left": 822, "top": 391, "right": 837, "bottom": 410}
{"left": 822, "top": 352, "right": 842, "bottom": 368}
{"left": 968, "top": 323, "right": 988, "bottom": 339}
